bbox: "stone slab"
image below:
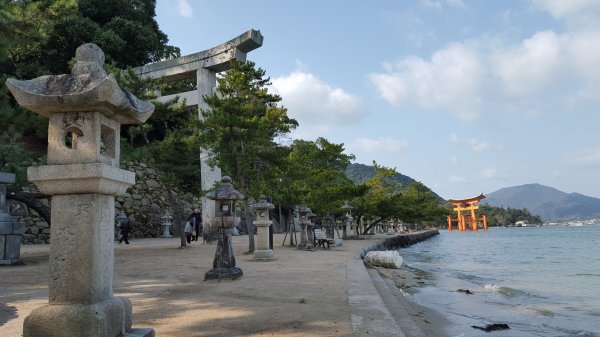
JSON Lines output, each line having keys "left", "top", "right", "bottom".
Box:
{"left": 48, "top": 194, "right": 114, "bottom": 304}
{"left": 125, "top": 328, "right": 155, "bottom": 337}
{"left": 28, "top": 163, "right": 135, "bottom": 195}
{"left": 0, "top": 221, "right": 13, "bottom": 234}
{"left": 23, "top": 297, "right": 132, "bottom": 337}
{"left": 134, "top": 29, "right": 263, "bottom": 81}
{"left": 253, "top": 249, "right": 275, "bottom": 261}
{"left": 3, "top": 234, "right": 21, "bottom": 260}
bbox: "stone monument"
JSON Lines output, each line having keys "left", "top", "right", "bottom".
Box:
{"left": 250, "top": 196, "right": 275, "bottom": 261}
{"left": 6, "top": 43, "right": 154, "bottom": 337}
{"left": 0, "top": 172, "right": 24, "bottom": 265}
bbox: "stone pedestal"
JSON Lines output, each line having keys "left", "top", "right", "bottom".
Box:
{"left": 298, "top": 222, "right": 308, "bottom": 249}
{"left": 23, "top": 167, "right": 140, "bottom": 337}
{"left": 204, "top": 216, "right": 243, "bottom": 280}
{"left": 253, "top": 219, "right": 274, "bottom": 261}
{"left": 305, "top": 223, "right": 315, "bottom": 250}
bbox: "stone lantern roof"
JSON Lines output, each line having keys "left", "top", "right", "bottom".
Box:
{"left": 206, "top": 176, "right": 245, "bottom": 201}
{"left": 250, "top": 196, "right": 274, "bottom": 212}
{"left": 5, "top": 43, "right": 154, "bottom": 125}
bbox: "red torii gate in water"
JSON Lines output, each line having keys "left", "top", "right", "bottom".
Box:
{"left": 447, "top": 194, "right": 488, "bottom": 231}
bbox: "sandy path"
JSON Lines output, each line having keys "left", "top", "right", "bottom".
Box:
{"left": 0, "top": 233, "right": 444, "bottom": 337}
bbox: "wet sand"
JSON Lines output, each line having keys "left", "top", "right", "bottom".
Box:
{"left": 0, "top": 233, "right": 447, "bottom": 337}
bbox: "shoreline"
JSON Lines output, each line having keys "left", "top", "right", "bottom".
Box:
{"left": 371, "top": 264, "right": 452, "bottom": 337}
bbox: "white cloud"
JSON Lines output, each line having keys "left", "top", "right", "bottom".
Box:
{"left": 271, "top": 71, "right": 365, "bottom": 134}
{"left": 450, "top": 135, "right": 494, "bottom": 152}
{"left": 370, "top": 42, "right": 485, "bottom": 119}
{"left": 178, "top": 0, "right": 193, "bottom": 17}
{"left": 492, "top": 31, "right": 563, "bottom": 97}
{"left": 446, "top": 0, "right": 466, "bottom": 9}
{"left": 531, "top": 0, "right": 600, "bottom": 20}
{"left": 567, "top": 148, "right": 600, "bottom": 167}
{"left": 468, "top": 139, "right": 492, "bottom": 152}
{"left": 351, "top": 137, "right": 409, "bottom": 155}
{"left": 421, "top": 0, "right": 466, "bottom": 10}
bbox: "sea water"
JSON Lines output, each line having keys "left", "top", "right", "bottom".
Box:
{"left": 399, "top": 226, "right": 600, "bottom": 337}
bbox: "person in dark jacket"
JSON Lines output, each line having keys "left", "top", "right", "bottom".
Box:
{"left": 118, "top": 216, "right": 131, "bottom": 244}
{"left": 188, "top": 208, "right": 202, "bottom": 242}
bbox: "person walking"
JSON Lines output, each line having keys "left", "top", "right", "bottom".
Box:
{"left": 184, "top": 219, "right": 193, "bottom": 244}
{"left": 118, "top": 215, "right": 131, "bottom": 244}
{"left": 188, "top": 208, "right": 202, "bottom": 242}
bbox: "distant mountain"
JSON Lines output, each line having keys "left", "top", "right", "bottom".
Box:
{"left": 345, "top": 163, "right": 442, "bottom": 200}
{"left": 482, "top": 183, "right": 600, "bottom": 221}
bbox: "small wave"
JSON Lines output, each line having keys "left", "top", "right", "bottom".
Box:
{"left": 484, "top": 283, "right": 499, "bottom": 291}
{"left": 573, "top": 273, "right": 600, "bottom": 277}
{"left": 526, "top": 307, "right": 555, "bottom": 317}
{"left": 483, "top": 284, "right": 527, "bottom": 298}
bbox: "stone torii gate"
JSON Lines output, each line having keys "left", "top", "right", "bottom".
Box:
{"left": 133, "top": 29, "right": 263, "bottom": 224}
{"left": 448, "top": 193, "right": 488, "bottom": 231}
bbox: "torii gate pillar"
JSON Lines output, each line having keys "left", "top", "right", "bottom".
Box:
{"left": 134, "top": 30, "right": 263, "bottom": 224}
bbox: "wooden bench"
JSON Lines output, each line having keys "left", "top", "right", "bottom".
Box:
{"left": 314, "top": 228, "right": 334, "bottom": 249}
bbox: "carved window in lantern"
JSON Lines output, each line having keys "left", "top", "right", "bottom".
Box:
{"left": 220, "top": 202, "right": 232, "bottom": 216}
{"left": 64, "top": 127, "right": 83, "bottom": 149}
{"left": 100, "top": 124, "right": 116, "bottom": 158}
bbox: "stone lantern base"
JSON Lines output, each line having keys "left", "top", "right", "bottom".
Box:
{"left": 204, "top": 267, "right": 243, "bottom": 280}
{"left": 253, "top": 249, "right": 275, "bottom": 261}
{"left": 23, "top": 297, "right": 154, "bottom": 337}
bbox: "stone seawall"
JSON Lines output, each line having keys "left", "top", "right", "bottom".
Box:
{"left": 357, "top": 229, "right": 439, "bottom": 259}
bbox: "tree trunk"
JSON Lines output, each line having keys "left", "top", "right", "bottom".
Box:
{"left": 6, "top": 191, "right": 51, "bottom": 225}
{"left": 244, "top": 198, "right": 255, "bottom": 253}
{"left": 166, "top": 183, "right": 186, "bottom": 247}
{"left": 361, "top": 216, "right": 389, "bottom": 235}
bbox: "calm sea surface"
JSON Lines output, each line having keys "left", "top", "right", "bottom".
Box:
{"left": 399, "top": 226, "right": 600, "bottom": 337}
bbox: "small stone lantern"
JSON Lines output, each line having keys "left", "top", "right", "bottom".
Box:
{"left": 161, "top": 212, "right": 173, "bottom": 238}
{"left": 305, "top": 208, "right": 316, "bottom": 250}
{"left": 250, "top": 196, "right": 275, "bottom": 261}
{"left": 0, "top": 172, "right": 24, "bottom": 265}
{"left": 296, "top": 203, "right": 309, "bottom": 249}
{"left": 204, "top": 176, "right": 245, "bottom": 280}
{"left": 322, "top": 213, "right": 335, "bottom": 240}
{"left": 341, "top": 201, "right": 353, "bottom": 238}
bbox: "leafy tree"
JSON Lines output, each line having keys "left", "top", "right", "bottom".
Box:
{"left": 350, "top": 162, "right": 447, "bottom": 234}
{"left": 1, "top": 0, "right": 179, "bottom": 183}
{"left": 196, "top": 60, "right": 298, "bottom": 252}
{"left": 479, "top": 205, "right": 542, "bottom": 226}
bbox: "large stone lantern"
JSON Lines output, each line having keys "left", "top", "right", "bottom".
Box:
{"left": 341, "top": 201, "right": 353, "bottom": 238}
{"left": 250, "top": 196, "right": 275, "bottom": 261}
{"left": 6, "top": 43, "right": 153, "bottom": 337}
{"left": 204, "top": 176, "right": 245, "bottom": 280}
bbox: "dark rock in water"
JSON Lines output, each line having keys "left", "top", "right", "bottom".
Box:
{"left": 471, "top": 323, "right": 510, "bottom": 332}
{"left": 457, "top": 288, "right": 474, "bottom": 294}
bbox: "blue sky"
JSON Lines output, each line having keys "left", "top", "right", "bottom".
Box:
{"left": 155, "top": 0, "right": 600, "bottom": 200}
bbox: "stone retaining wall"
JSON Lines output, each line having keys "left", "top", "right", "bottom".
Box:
{"left": 357, "top": 229, "right": 439, "bottom": 259}
{"left": 17, "top": 161, "right": 201, "bottom": 244}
